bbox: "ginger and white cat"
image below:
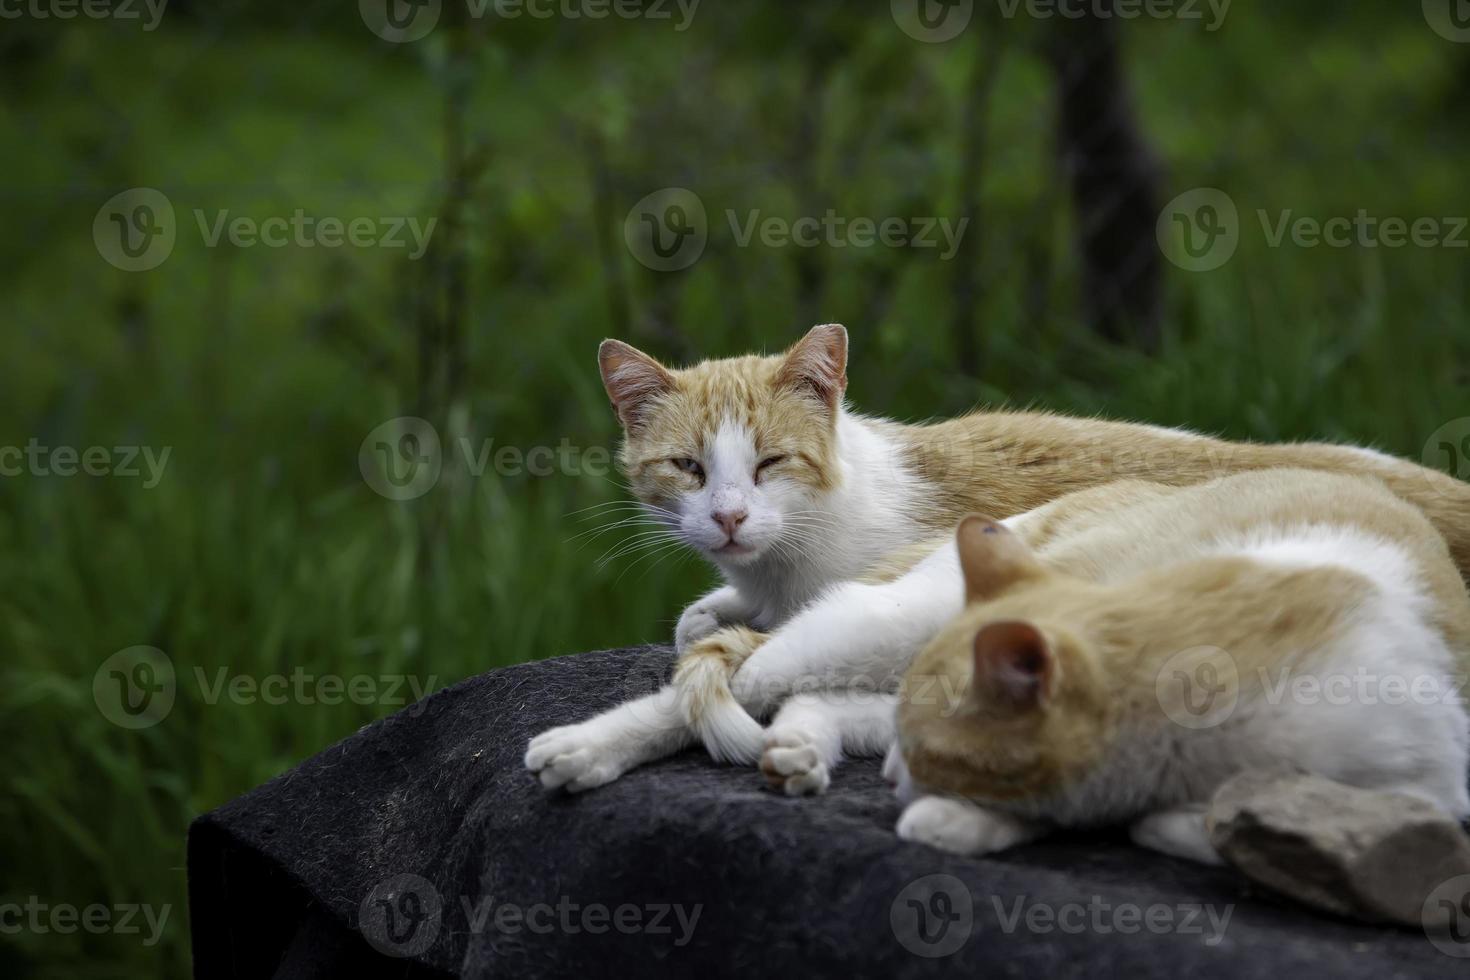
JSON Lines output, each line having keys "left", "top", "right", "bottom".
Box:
{"left": 888, "top": 470, "right": 1470, "bottom": 864}
{"left": 525, "top": 324, "right": 1470, "bottom": 795}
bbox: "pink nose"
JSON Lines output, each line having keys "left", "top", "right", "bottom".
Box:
{"left": 712, "top": 508, "right": 748, "bottom": 538}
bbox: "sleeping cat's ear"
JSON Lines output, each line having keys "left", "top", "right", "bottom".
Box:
{"left": 956, "top": 515, "right": 1045, "bottom": 602}
{"left": 599, "top": 339, "right": 676, "bottom": 430}
{"left": 776, "top": 323, "right": 848, "bottom": 409}
{"left": 972, "top": 620, "right": 1054, "bottom": 710}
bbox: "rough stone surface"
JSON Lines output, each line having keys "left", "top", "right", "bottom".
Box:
{"left": 189, "top": 647, "right": 1470, "bottom": 978}
{"left": 1209, "top": 769, "right": 1470, "bottom": 928}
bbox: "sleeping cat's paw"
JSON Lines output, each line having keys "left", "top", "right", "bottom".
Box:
{"left": 1130, "top": 807, "right": 1222, "bottom": 866}
{"left": 524, "top": 722, "right": 628, "bottom": 793}
{"left": 759, "top": 731, "right": 831, "bottom": 796}
{"left": 897, "top": 796, "right": 1039, "bottom": 856}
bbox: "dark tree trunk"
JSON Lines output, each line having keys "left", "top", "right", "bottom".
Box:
{"left": 1047, "top": 5, "right": 1163, "bottom": 350}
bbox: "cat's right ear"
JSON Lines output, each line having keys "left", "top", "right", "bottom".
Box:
{"left": 956, "top": 515, "right": 1045, "bottom": 602}
{"left": 972, "top": 619, "right": 1054, "bottom": 710}
{"left": 776, "top": 323, "right": 848, "bottom": 410}
{"left": 599, "top": 339, "right": 676, "bottom": 430}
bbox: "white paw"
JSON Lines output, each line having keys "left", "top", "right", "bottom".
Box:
{"left": 524, "top": 722, "right": 628, "bottom": 793}
{"left": 1130, "top": 809, "right": 1223, "bottom": 866}
{"left": 759, "top": 730, "right": 831, "bottom": 796}
{"left": 674, "top": 602, "right": 722, "bottom": 653}
{"left": 897, "top": 796, "right": 1017, "bottom": 856}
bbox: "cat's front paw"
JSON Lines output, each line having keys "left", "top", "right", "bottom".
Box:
{"left": 675, "top": 600, "right": 723, "bottom": 653}
{"left": 524, "top": 722, "right": 629, "bottom": 793}
{"left": 759, "top": 730, "right": 831, "bottom": 796}
{"left": 897, "top": 796, "right": 1025, "bottom": 856}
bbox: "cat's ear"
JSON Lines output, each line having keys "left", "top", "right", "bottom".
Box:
{"left": 956, "top": 515, "right": 1045, "bottom": 602}
{"left": 972, "top": 620, "right": 1054, "bottom": 710}
{"left": 776, "top": 323, "right": 848, "bottom": 409}
{"left": 599, "top": 339, "right": 676, "bottom": 430}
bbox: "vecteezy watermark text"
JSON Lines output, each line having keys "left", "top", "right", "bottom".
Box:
{"left": 359, "top": 0, "right": 699, "bottom": 43}
{"left": 359, "top": 874, "right": 703, "bottom": 959}
{"left": 92, "top": 646, "right": 442, "bottom": 729}
{"left": 1159, "top": 188, "right": 1469, "bottom": 272}
{"left": 993, "top": 0, "right": 1230, "bottom": 29}
{"left": 0, "top": 0, "right": 167, "bottom": 30}
{"left": 0, "top": 440, "right": 170, "bottom": 488}
{"left": 0, "top": 898, "right": 171, "bottom": 948}
{"left": 194, "top": 209, "right": 436, "bottom": 259}
{"left": 622, "top": 187, "right": 969, "bottom": 272}
{"left": 993, "top": 895, "right": 1233, "bottom": 946}
{"left": 461, "top": 895, "right": 701, "bottom": 945}
{"left": 93, "top": 188, "right": 438, "bottom": 271}
{"left": 194, "top": 667, "right": 441, "bottom": 711}
{"left": 359, "top": 417, "right": 615, "bottom": 500}
{"left": 727, "top": 210, "right": 968, "bottom": 261}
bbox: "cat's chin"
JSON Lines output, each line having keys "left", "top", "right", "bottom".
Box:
{"left": 708, "top": 541, "right": 764, "bottom": 566}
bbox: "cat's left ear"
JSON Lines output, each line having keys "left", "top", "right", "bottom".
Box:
{"left": 956, "top": 515, "right": 1045, "bottom": 602}
{"left": 776, "top": 323, "right": 848, "bottom": 410}
{"left": 972, "top": 620, "right": 1054, "bottom": 710}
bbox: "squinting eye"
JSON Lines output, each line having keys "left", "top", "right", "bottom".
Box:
{"left": 755, "top": 455, "right": 788, "bottom": 477}
{"left": 672, "top": 457, "right": 705, "bottom": 480}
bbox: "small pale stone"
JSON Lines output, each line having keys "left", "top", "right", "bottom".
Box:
{"left": 1208, "top": 769, "right": 1470, "bottom": 927}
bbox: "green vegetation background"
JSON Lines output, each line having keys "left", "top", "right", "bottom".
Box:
{"left": 2, "top": 4, "right": 1468, "bottom": 975}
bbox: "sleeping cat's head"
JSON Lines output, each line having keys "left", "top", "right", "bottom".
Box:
{"left": 891, "top": 516, "right": 1118, "bottom": 806}
{"left": 597, "top": 324, "right": 848, "bottom": 567}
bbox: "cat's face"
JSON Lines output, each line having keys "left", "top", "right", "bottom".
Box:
{"left": 894, "top": 517, "right": 1116, "bottom": 805}
{"left": 598, "top": 324, "right": 848, "bottom": 568}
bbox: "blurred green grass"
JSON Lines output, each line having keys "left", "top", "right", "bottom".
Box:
{"left": 2, "top": 6, "right": 1469, "bottom": 976}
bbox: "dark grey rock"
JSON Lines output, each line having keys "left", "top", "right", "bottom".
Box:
{"left": 189, "top": 648, "right": 1470, "bottom": 978}
{"left": 1209, "top": 769, "right": 1470, "bottom": 928}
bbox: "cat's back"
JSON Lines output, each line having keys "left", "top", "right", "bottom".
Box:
{"left": 1038, "top": 470, "right": 1450, "bottom": 583}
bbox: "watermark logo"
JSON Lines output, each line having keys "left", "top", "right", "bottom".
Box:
{"left": 1424, "top": 0, "right": 1470, "bottom": 42}
{"left": 360, "top": 417, "right": 443, "bottom": 501}
{"left": 361, "top": 874, "right": 443, "bottom": 958}
{"left": 624, "top": 187, "right": 708, "bottom": 272}
{"left": 1423, "top": 873, "right": 1470, "bottom": 957}
{"left": 94, "top": 188, "right": 175, "bottom": 272}
{"left": 890, "top": 874, "right": 973, "bottom": 957}
{"left": 891, "top": 0, "right": 973, "bottom": 43}
{"left": 1157, "top": 188, "right": 1239, "bottom": 272}
{"left": 623, "top": 188, "right": 968, "bottom": 271}
{"left": 1162, "top": 188, "right": 1467, "bottom": 271}
{"left": 93, "top": 646, "right": 176, "bottom": 730}
{"left": 1155, "top": 646, "right": 1239, "bottom": 730}
{"left": 360, "top": 0, "right": 442, "bottom": 41}
{"left": 93, "top": 650, "right": 441, "bottom": 726}
{"left": 359, "top": 418, "right": 616, "bottom": 499}
{"left": 1423, "top": 418, "right": 1470, "bottom": 493}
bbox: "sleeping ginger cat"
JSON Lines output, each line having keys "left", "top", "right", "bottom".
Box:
{"left": 887, "top": 470, "right": 1470, "bottom": 863}
{"left": 525, "top": 323, "right": 1470, "bottom": 794}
